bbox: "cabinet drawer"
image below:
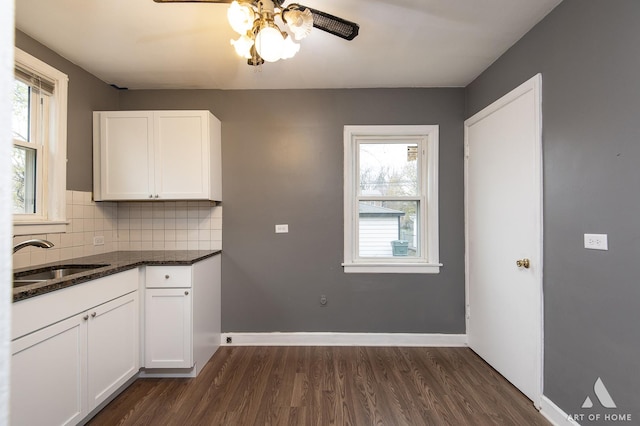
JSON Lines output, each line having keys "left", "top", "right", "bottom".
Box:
{"left": 146, "top": 266, "right": 191, "bottom": 288}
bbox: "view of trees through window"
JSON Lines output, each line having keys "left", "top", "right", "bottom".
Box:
{"left": 12, "top": 78, "right": 37, "bottom": 215}
{"left": 358, "top": 142, "right": 421, "bottom": 257}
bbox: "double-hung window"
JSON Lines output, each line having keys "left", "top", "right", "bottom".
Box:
{"left": 343, "top": 125, "right": 440, "bottom": 273}
{"left": 12, "top": 48, "right": 68, "bottom": 235}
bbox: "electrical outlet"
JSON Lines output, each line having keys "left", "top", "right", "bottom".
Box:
{"left": 584, "top": 234, "right": 608, "bottom": 250}
{"left": 320, "top": 295, "right": 327, "bottom": 306}
{"left": 93, "top": 236, "right": 105, "bottom": 246}
{"left": 275, "top": 224, "right": 289, "bottom": 233}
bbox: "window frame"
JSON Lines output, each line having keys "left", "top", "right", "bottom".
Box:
{"left": 343, "top": 125, "right": 441, "bottom": 274}
{"left": 13, "top": 48, "right": 68, "bottom": 235}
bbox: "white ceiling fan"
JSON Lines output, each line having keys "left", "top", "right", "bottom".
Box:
{"left": 153, "top": 0, "right": 360, "bottom": 66}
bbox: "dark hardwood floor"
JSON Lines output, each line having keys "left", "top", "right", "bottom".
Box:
{"left": 88, "top": 346, "right": 550, "bottom": 425}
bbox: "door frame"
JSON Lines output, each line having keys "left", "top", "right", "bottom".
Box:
{"left": 463, "top": 74, "right": 544, "bottom": 408}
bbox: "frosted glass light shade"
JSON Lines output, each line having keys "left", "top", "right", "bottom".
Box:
{"left": 230, "top": 35, "right": 254, "bottom": 59}
{"left": 255, "top": 26, "right": 284, "bottom": 62}
{"left": 227, "top": 1, "right": 255, "bottom": 34}
{"left": 281, "top": 35, "right": 300, "bottom": 59}
{"left": 284, "top": 8, "right": 313, "bottom": 40}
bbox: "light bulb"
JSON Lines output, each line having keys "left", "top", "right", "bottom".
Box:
{"left": 230, "top": 35, "right": 254, "bottom": 59}
{"left": 227, "top": 1, "right": 255, "bottom": 34}
{"left": 255, "top": 26, "right": 284, "bottom": 62}
{"left": 281, "top": 35, "right": 300, "bottom": 59}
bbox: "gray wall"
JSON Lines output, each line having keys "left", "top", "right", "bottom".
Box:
{"left": 466, "top": 0, "right": 640, "bottom": 422}
{"left": 15, "top": 30, "right": 119, "bottom": 191}
{"left": 120, "top": 88, "right": 466, "bottom": 333}
{"left": 15, "top": 29, "right": 467, "bottom": 334}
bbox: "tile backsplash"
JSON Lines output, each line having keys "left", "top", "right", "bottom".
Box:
{"left": 12, "top": 191, "right": 222, "bottom": 269}
{"left": 115, "top": 200, "right": 222, "bottom": 251}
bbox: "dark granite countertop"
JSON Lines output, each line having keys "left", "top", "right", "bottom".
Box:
{"left": 13, "top": 250, "right": 221, "bottom": 303}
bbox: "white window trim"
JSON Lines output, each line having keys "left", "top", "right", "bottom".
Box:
{"left": 13, "top": 48, "right": 68, "bottom": 235}
{"left": 343, "top": 125, "right": 441, "bottom": 274}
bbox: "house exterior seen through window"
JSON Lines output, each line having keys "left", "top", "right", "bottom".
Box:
{"left": 343, "top": 125, "right": 440, "bottom": 273}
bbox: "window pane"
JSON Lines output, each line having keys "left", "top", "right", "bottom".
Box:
{"left": 12, "top": 79, "right": 30, "bottom": 142}
{"left": 358, "top": 201, "right": 419, "bottom": 258}
{"left": 13, "top": 145, "right": 37, "bottom": 214}
{"left": 359, "top": 143, "right": 419, "bottom": 196}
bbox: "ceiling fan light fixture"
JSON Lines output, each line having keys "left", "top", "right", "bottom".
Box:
{"left": 281, "top": 35, "right": 300, "bottom": 59}
{"left": 227, "top": 1, "right": 255, "bottom": 34}
{"left": 283, "top": 8, "right": 313, "bottom": 41}
{"left": 230, "top": 34, "right": 254, "bottom": 59}
{"left": 255, "top": 24, "right": 285, "bottom": 62}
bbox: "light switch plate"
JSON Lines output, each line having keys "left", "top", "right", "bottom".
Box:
{"left": 584, "top": 233, "right": 608, "bottom": 250}
{"left": 93, "top": 236, "right": 105, "bottom": 246}
{"left": 275, "top": 224, "right": 289, "bottom": 234}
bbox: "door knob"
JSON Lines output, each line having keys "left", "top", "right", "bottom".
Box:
{"left": 516, "top": 258, "right": 531, "bottom": 269}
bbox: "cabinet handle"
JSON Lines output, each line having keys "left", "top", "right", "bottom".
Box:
{"left": 91, "top": 312, "right": 97, "bottom": 318}
{"left": 165, "top": 275, "right": 170, "bottom": 279}
{"left": 154, "top": 194, "right": 159, "bottom": 198}
{"left": 149, "top": 194, "right": 153, "bottom": 198}
{"left": 185, "top": 291, "right": 189, "bottom": 296}
{"left": 83, "top": 315, "right": 89, "bottom": 321}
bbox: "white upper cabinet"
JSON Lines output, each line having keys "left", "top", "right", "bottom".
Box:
{"left": 93, "top": 110, "right": 222, "bottom": 201}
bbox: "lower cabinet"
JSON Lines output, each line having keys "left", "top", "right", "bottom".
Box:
{"left": 87, "top": 291, "right": 139, "bottom": 409}
{"left": 143, "top": 255, "right": 220, "bottom": 376}
{"left": 11, "top": 314, "right": 86, "bottom": 426}
{"left": 10, "top": 270, "right": 139, "bottom": 426}
{"left": 145, "top": 288, "right": 192, "bottom": 368}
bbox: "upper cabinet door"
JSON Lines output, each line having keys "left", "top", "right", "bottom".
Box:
{"left": 93, "top": 110, "right": 221, "bottom": 201}
{"left": 95, "top": 111, "right": 155, "bottom": 200}
{"left": 154, "top": 111, "right": 209, "bottom": 200}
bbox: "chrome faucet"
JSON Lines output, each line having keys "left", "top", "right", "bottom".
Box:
{"left": 13, "top": 239, "right": 55, "bottom": 254}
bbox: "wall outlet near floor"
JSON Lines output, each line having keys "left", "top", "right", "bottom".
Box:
{"left": 584, "top": 233, "right": 608, "bottom": 250}
{"left": 320, "top": 295, "right": 327, "bottom": 306}
{"left": 93, "top": 236, "right": 105, "bottom": 246}
{"left": 275, "top": 224, "right": 289, "bottom": 233}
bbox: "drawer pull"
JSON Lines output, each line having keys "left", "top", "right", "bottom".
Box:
{"left": 185, "top": 291, "right": 189, "bottom": 296}
{"left": 165, "top": 275, "right": 170, "bottom": 279}
{"left": 91, "top": 312, "right": 97, "bottom": 318}
{"left": 83, "top": 315, "right": 89, "bottom": 321}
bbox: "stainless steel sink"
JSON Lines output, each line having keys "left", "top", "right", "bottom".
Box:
{"left": 13, "top": 264, "right": 110, "bottom": 287}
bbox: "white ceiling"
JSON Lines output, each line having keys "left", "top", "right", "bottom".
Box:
{"left": 15, "top": 0, "right": 562, "bottom": 90}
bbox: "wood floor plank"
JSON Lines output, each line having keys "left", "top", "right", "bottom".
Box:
{"left": 89, "top": 347, "right": 550, "bottom": 426}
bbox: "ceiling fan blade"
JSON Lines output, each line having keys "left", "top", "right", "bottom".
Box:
{"left": 293, "top": 4, "right": 359, "bottom": 41}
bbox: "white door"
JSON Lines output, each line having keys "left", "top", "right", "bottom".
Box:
{"left": 464, "top": 74, "right": 543, "bottom": 406}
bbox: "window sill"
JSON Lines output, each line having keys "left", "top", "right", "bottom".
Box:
{"left": 13, "top": 220, "right": 69, "bottom": 236}
{"left": 342, "top": 262, "right": 442, "bottom": 274}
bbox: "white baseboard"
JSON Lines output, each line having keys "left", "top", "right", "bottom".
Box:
{"left": 221, "top": 332, "right": 467, "bottom": 347}
{"left": 540, "top": 396, "right": 581, "bottom": 426}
